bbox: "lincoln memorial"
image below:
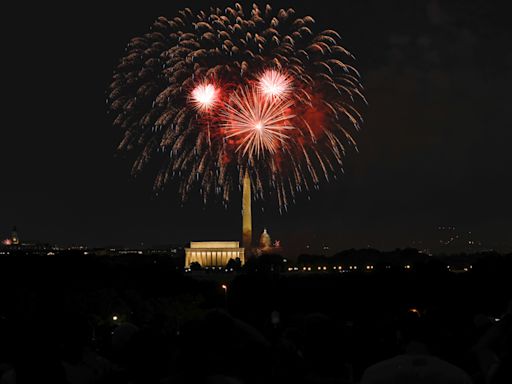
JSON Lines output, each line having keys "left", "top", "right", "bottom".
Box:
{"left": 185, "top": 241, "right": 245, "bottom": 268}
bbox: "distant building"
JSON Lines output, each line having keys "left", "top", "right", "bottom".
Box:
{"left": 2, "top": 226, "right": 20, "bottom": 246}
{"left": 437, "top": 226, "right": 483, "bottom": 252}
{"left": 257, "top": 228, "right": 283, "bottom": 255}
{"left": 185, "top": 241, "right": 245, "bottom": 268}
{"left": 259, "top": 229, "right": 272, "bottom": 251}
{"left": 11, "top": 226, "right": 20, "bottom": 245}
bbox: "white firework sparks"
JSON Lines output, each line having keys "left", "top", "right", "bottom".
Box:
{"left": 223, "top": 87, "right": 296, "bottom": 159}
{"left": 258, "top": 69, "right": 293, "bottom": 100}
{"left": 190, "top": 83, "right": 219, "bottom": 112}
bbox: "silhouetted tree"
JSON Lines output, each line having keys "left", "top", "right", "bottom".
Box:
{"left": 226, "top": 257, "right": 242, "bottom": 271}
{"left": 189, "top": 261, "right": 202, "bottom": 271}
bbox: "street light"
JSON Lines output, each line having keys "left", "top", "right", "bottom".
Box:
{"left": 221, "top": 284, "right": 228, "bottom": 309}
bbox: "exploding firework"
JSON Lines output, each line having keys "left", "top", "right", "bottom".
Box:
{"left": 223, "top": 86, "right": 295, "bottom": 158}
{"left": 258, "top": 69, "right": 292, "bottom": 100}
{"left": 109, "top": 3, "right": 365, "bottom": 210}
{"left": 190, "top": 83, "right": 219, "bottom": 112}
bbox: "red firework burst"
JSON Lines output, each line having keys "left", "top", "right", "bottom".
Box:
{"left": 221, "top": 86, "right": 295, "bottom": 159}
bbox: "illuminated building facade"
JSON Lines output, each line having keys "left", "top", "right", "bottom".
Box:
{"left": 259, "top": 228, "right": 272, "bottom": 250}
{"left": 256, "top": 228, "right": 283, "bottom": 255}
{"left": 185, "top": 241, "right": 245, "bottom": 268}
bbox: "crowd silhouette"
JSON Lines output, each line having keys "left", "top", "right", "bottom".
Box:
{"left": 0, "top": 251, "right": 511, "bottom": 383}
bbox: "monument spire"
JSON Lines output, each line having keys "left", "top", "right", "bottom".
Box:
{"left": 242, "top": 169, "right": 252, "bottom": 255}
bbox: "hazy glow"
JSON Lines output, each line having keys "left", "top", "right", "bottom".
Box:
{"left": 258, "top": 69, "right": 292, "bottom": 99}
{"left": 191, "top": 83, "right": 218, "bottom": 112}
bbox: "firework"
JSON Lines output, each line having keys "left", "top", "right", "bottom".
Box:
{"left": 223, "top": 86, "right": 295, "bottom": 159}
{"left": 190, "top": 83, "right": 219, "bottom": 112}
{"left": 258, "top": 69, "right": 292, "bottom": 100}
{"left": 109, "top": 3, "right": 365, "bottom": 209}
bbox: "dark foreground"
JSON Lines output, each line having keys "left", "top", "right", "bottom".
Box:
{"left": 0, "top": 252, "right": 511, "bottom": 383}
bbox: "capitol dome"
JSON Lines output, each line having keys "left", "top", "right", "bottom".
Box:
{"left": 259, "top": 229, "right": 272, "bottom": 250}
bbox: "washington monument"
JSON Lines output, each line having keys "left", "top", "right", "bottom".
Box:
{"left": 242, "top": 170, "right": 252, "bottom": 254}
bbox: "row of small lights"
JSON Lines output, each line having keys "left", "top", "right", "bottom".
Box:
{"left": 184, "top": 264, "right": 473, "bottom": 273}
{"left": 287, "top": 265, "right": 411, "bottom": 272}
{"left": 183, "top": 265, "right": 413, "bottom": 272}
{"left": 289, "top": 264, "right": 472, "bottom": 272}
{"left": 446, "top": 265, "right": 473, "bottom": 272}
{"left": 185, "top": 267, "right": 235, "bottom": 273}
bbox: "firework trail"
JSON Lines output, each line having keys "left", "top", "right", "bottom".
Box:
{"left": 108, "top": 3, "right": 365, "bottom": 210}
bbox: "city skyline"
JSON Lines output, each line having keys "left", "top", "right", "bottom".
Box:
{"left": 1, "top": 223, "right": 508, "bottom": 256}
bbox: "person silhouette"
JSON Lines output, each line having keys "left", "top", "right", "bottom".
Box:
{"left": 361, "top": 312, "right": 472, "bottom": 384}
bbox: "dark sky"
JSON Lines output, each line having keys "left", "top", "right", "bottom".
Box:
{"left": 1, "top": 0, "right": 511, "bottom": 253}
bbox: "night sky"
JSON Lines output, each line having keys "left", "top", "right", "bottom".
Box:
{"left": 2, "top": 0, "right": 511, "bottom": 253}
